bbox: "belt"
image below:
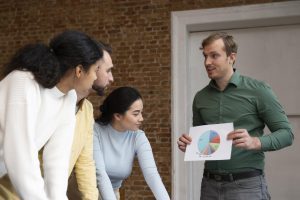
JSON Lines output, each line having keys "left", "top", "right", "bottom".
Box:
{"left": 203, "top": 170, "right": 262, "bottom": 182}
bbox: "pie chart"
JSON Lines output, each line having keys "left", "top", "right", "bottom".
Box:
{"left": 197, "top": 130, "right": 220, "bottom": 155}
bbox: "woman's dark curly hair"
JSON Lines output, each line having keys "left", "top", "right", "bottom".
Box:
{"left": 3, "top": 43, "right": 60, "bottom": 88}
{"left": 2, "top": 30, "right": 103, "bottom": 88}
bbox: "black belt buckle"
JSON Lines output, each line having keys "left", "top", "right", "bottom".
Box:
{"left": 212, "top": 173, "right": 234, "bottom": 182}
{"left": 213, "top": 174, "right": 222, "bottom": 181}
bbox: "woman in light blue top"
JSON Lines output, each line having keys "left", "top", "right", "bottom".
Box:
{"left": 93, "top": 87, "right": 170, "bottom": 200}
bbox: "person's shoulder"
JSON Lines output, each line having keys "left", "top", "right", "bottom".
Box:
{"left": 134, "top": 130, "right": 149, "bottom": 142}
{"left": 62, "top": 89, "right": 77, "bottom": 106}
{"left": 4, "top": 70, "right": 36, "bottom": 85}
{"left": 135, "top": 129, "right": 146, "bottom": 136}
{"left": 80, "top": 98, "right": 94, "bottom": 111}
{"left": 94, "top": 122, "right": 102, "bottom": 130}
{"left": 240, "top": 74, "right": 271, "bottom": 90}
{"left": 194, "top": 84, "right": 210, "bottom": 98}
{"left": 125, "top": 129, "right": 146, "bottom": 139}
{"left": 0, "top": 70, "right": 40, "bottom": 93}
{"left": 133, "top": 130, "right": 151, "bottom": 151}
{"left": 93, "top": 122, "right": 108, "bottom": 133}
{"left": 76, "top": 99, "right": 94, "bottom": 125}
{"left": 9, "top": 70, "right": 34, "bottom": 79}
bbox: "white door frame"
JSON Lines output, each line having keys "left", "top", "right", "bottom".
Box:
{"left": 171, "top": 1, "right": 300, "bottom": 199}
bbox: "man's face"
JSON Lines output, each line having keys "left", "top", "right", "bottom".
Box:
{"left": 202, "top": 38, "right": 235, "bottom": 81}
{"left": 92, "top": 50, "right": 114, "bottom": 95}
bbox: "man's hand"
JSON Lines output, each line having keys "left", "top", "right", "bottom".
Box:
{"left": 177, "top": 134, "right": 192, "bottom": 152}
{"left": 227, "top": 129, "right": 261, "bottom": 150}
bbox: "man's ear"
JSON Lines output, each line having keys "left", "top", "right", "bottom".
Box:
{"left": 75, "top": 65, "right": 84, "bottom": 78}
{"left": 229, "top": 53, "right": 236, "bottom": 64}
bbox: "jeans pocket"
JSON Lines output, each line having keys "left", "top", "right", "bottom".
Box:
{"left": 234, "top": 176, "right": 262, "bottom": 189}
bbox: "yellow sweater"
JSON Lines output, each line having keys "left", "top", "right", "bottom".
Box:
{"left": 69, "top": 99, "right": 98, "bottom": 200}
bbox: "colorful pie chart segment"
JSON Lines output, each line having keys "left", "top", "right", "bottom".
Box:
{"left": 197, "top": 130, "right": 220, "bottom": 155}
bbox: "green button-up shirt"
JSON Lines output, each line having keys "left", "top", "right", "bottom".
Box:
{"left": 192, "top": 70, "right": 294, "bottom": 173}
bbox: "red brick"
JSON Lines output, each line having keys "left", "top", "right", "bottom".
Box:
{"left": 0, "top": 1, "right": 287, "bottom": 199}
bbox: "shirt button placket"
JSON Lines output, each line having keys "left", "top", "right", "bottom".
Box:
{"left": 219, "top": 92, "right": 223, "bottom": 122}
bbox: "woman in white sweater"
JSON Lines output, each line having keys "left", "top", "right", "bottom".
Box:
{"left": 93, "top": 87, "right": 170, "bottom": 200}
{"left": 0, "top": 30, "right": 103, "bottom": 200}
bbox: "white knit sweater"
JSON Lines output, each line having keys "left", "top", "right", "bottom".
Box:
{"left": 0, "top": 71, "right": 77, "bottom": 200}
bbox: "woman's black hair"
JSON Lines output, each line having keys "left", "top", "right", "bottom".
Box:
{"left": 96, "top": 87, "right": 142, "bottom": 125}
{"left": 49, "top": 30, "right": 103, "bottom": 75}
{"left": 3, "top": 43, "right": 60, "bottom": 88}
{"left": 2, "top": 30, "right": 103, "bottom": 88}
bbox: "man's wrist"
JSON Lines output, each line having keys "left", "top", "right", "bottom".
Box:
{"left": 252, "top": 137, "right": 262, "bottom": 150}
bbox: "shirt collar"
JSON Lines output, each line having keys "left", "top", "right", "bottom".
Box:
{"left": 208, "top": 68, "right": 241, "bottom": 89}
{"left": 49, "top": 86, "right": 66, "bottom": 98}
{"left": 76, "top": 98, "right": 85, "bottom": 114}
{"left": 229, "top": 69, "right": 241, "bottom": 87}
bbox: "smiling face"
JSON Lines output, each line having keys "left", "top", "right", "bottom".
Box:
{"left": 202, "top": 38, "right": 236, "bottom": 84}
{"left": 113, "top": 98, "right": 144, "bottom": 132}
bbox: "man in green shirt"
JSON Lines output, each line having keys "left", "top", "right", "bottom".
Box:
{"left": 177, "top": 32, "right": 294, "bottom": 200}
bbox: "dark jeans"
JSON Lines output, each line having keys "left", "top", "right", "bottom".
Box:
{"left": 200, "top": 175, "right": 271, "bottom": 200}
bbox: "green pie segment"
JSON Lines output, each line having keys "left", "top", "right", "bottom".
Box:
{"left": 197, "top": 130, "right": 220, "bottom": 155}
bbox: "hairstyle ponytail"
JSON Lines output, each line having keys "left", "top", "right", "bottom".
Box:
{"left": 3, "top": 43, "right": 61, "bottom": 88}
{"left": 3, "top": 30, "right": 102, "bottom": 89}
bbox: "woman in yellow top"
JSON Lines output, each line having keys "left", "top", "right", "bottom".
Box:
{"left": 67, "top": 42, "right": 114, "bottom": 200}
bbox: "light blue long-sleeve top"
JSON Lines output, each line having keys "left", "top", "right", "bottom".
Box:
{"left": 93, "top": 123, "right": 170, "bottom": 200}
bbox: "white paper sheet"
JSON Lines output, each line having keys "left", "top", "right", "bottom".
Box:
{"left": 184, "top": 123, "right": 234, "bottom": 161}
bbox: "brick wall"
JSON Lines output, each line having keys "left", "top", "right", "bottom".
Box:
{"left": 0, "top": 0, "right": 288, "bottom": 199}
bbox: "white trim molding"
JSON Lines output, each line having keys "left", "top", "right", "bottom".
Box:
{"left": 171, "top": 1, "right": 300, "bottom": 199}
